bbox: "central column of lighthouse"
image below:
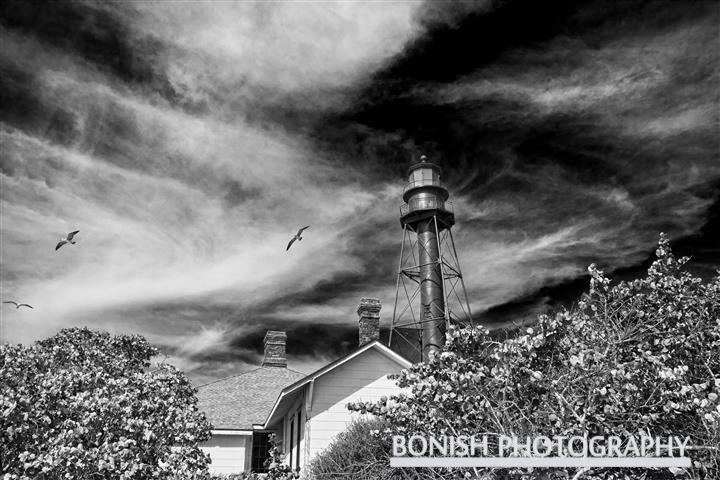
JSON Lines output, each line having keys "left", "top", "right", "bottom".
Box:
{"left": 417, "top": 218, "right": 444, "bottom": 359}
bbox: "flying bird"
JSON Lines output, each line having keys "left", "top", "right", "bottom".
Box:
{"left": 286, "top": 226, "right": 310, "bottom": 251}
{"left": 56, "top": 230, "right": 80, "bottom": 251}
{"left": 3, "top": 301, "right": 33, "bottom": 309}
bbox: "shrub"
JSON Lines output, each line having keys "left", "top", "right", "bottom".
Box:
{"left": 265, "top": 433, "right": 301, "bottom": 480}
{"left": 1, "top": 328, "right": 213, "bottom": 479}
{"left": 307, "top": 418, "right": 394, "bottom": 479}
{"left": 350, "top": 234, "right": 720, "bottom": 479}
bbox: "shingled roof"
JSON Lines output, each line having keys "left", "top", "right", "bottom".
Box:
{"left": 197, "top": 366, "right": 306, "bottom": 430}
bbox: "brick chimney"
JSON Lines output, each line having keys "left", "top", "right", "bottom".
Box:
{"left": 357, "top": 298, "right": 381, "bottom": 346}
{"left": 262, "top": 331, "right": 287, "bottom": 367}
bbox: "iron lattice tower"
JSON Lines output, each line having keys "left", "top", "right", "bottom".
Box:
{"left": 389, "top": 156, "right": 473, "bottom": 363}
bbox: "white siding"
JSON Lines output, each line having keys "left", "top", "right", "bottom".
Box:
{"left": 200, "top": 433, "right": 251, "bottom": 474}
{"left": 306, "top": 348, "right": 404, "bottom": 459}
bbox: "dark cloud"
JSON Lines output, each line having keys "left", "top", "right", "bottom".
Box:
{"left": 229, "top": 322, "right": 360, "bottom": 359}
{"left": 297, "top": 0, "right": 719, "bottom": 331}
{"left": 0, "top": 0, "right": 173, "bottom": 96}
{"left": 658, "top": 186, "right": 720, "bottom": 279}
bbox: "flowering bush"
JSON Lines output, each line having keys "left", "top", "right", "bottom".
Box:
{"left": 264, "top": 433, "right": 300, "bottom": 480}
{"left": 350, "top": 234, "right": 720, "bottom": 479}
{"left": 1, "top": 328, "right": 213, "bottom": 479}
{"left": 307, "top": 418, "right": 395, "bottom": 480}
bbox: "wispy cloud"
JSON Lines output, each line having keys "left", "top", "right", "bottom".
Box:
{"left": 126, "top": 1, "right": 422, "bottom": 114}
{"left": 1, "top": 0, "right": 718, "bottom": 383}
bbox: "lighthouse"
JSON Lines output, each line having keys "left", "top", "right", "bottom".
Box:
{"left": 390, "top": 156, "right": 473, "bottom": 362}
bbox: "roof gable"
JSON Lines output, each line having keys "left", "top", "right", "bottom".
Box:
{"left": 263, "top": 341, "right": 410, "bottom": 428}
{"left": 282, "top": 341, "right": 410, "bottom": 394}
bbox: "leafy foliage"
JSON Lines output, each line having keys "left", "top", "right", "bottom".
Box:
{"left": 307, "top": 418, "right": 396, "bottom": 480}
{"left": 349, "top": 234, "right": 720, "bottom": 479}
{"left": 1, "top": 328, "right": 213, "bottom": 479}
{"left": 265, "top": 433, "right": 301, "bottom": 480}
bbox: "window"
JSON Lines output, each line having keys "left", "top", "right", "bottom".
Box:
{"left": 251, "top": 431, "right": 271, "bottom": 473}
{"left": 289, "top": 420, "right": 295, "bottom": 469}
{"left": 295, "top": 410, "right": 302, "bottom": 468}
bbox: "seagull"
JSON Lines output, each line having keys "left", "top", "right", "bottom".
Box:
{"left": 56, "top": 230, "right": 80, "bottom": 251}
{"left": 286, "top": 226, "right": 310, "bottom": 251}
{"left": 3, "top": 301, "right": 33, "bottom": 309}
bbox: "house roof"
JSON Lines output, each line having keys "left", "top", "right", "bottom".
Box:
{"left": 197, "top": 366, "right": 306, "bottom": 430}
{"left": 263, "top": 341, "right": 411, "bottom": 428}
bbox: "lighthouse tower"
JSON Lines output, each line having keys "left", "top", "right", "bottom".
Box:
{"left": 390, "top": 156, "right": 473, "bottom": 362}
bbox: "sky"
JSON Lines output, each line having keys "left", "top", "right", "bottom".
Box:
{"left": 1, "top": 0, "right": 718, "bottom": 385}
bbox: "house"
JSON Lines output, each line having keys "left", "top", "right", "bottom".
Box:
{"left": 197, "top": 298, "right": 411, "bottom": 475}
{"left": 197, "top": 331, "right": 306, "bottom": 474}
